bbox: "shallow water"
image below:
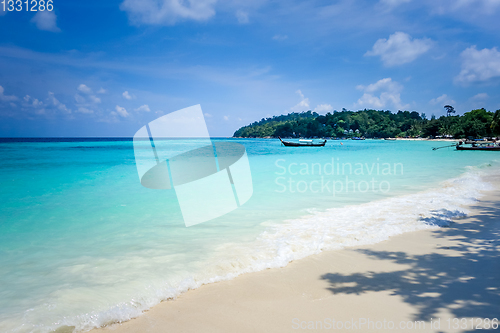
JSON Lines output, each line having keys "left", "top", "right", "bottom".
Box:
{"left": 0, "top": 138, "right": 497, "bottom": 332}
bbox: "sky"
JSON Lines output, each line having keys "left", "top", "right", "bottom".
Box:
{"left": 1, "top": 0, "right": 500, "bottom": 137}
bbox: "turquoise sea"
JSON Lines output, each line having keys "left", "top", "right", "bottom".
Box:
{"left": 0, "top": 138, "right": 498, "bottom": 332}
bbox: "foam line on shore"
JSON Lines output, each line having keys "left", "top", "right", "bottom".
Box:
{"left": 54, "top": 164, "right": 496, "bottom": 333}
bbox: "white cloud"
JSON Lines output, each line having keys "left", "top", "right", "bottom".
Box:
{"left": 22, "top": 94, "right": 43, "bottom": 108}
{"left": 356, "top": 78, "right": 409, "bottom": 110}
{"left": 380, "top": 0, "right": 411, "bottom": 6}
{"left": 289, "top": 91, "right": 333, "bottom": 114}
{"left": 290, "top": 90, "right": 310, "bottom": 112}
{"left": 135, "top": 104, "right": 150, "bottom": 112}
{"left": 115, "top": 105, "right": 129, "bottom": 117}
{"left": 120, "top": 0, "right": 217, "bottom": 25}
{"left": 122, "top": 91, "right": 134, "bottom": 100}
{"left": 70, "top": 85, "right": 100, "bottom": 115}
{"left": 471, "top": 92, "right": 489, "bottom": 100}
{"left": 204, "top": 112, "right": 213, "bottom": 117}
{"left": 223, "top": 115, "right": 229, "bottom": 121}
{"left": 429, "top": 94, "right": 456, "bottom": 106}
{"left": 75, "top": 86, "right": 101, "bottom": 104}
{"left": 48, "top": 92, "right": 71, "bottom": 113}
{"left": 470, "top": 92, "right": 489, "bottom": 108}
{"left": 236, "top": 10, "right": 249, "bottom": 24}
{"left": 22, "top": 92, "right": 71, "bottom": 115}
{"left": 97, "top": 88, "right": 107, "bottom": 94}
{"left": 0, "top": 86, "right": 17, "bottom": 102}
{"left": 313, "top": 104, "right": 333, "bottom": 113}
{"left": 77, "top": 84, "right": 92, "bottom": 93}
{"left": 32, "top": 98, "right": 43, "bottom": 107}
{"left": 273, "top": 34, "right": 288, "bottom": 41}
{"left": 30, "top": 11, "right": 60, "bottom": 32}
{"left": 77, "top": 107, "right": 94, "bottom": 114}
{"left": 365, "top": 32, "right": 433, "bottom": 66}
{"left": 74, "top": 94, "right": 86, "bottom": 104}
{"left": 429, "top": 0, "right": 500, "bottom": 15}
{"left": 455, "top": 46, "right": 500, "bottom": 84}
{"left": 89, "top": 95, "right": 101, "bottom": 104}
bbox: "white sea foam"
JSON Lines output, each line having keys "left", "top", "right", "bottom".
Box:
{"left": 8, "top": 166, "right": 497, "bottom": 333}
{"left": 204, "top": 164, "right": 494, "bottom": 276}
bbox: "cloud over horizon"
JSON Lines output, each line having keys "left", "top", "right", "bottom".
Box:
{"left": 429, "top": 94, "right": 456, "bottom": 106}
{"left": 365, "top": 32, "right": 433, "bottom": 67}
{"left": 288, "top": 90, "right": 333, "bottom": 114}
{"left": 114, "top": 105, "right": 129, "bottom": 117}
{"left": 0, "top": 86, "right": 18, "bottom": 102}
{"left": 455, "top": 46, "right": 500, "bottom": 84}
{"left": 356, "top": 78, "right": 410, "bottom": 110}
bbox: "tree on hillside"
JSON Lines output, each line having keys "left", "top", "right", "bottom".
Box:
{"left": 458, "top": 108, "right": 492, "bottom": 138}
{"left": 491, "top": 109, "right": 500, "bottom": 136}
{"left": 444, "top": 105, "right": 455, "bottom": 117}
{"left": 233, "top": 108, "right": 496, "bottom": 139}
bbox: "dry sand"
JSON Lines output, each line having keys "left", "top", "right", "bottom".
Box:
{"left": 94, "top": 180, "right": 500, "bottom": 333}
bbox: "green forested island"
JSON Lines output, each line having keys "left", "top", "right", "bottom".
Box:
{"left": 233, "top": 108, "right": 500, "bottom": 139}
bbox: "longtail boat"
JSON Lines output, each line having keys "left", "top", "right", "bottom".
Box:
{"left": 278, "top": 137, "right": 327, "bottom": 147}
{"left": 433, "top": 140, "right": 500, "bottom": 151}
{"left": 456, "top": 142, "right": 500, "bottom": 151}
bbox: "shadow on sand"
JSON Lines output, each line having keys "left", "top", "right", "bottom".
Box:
{"left": 320, "top": 202, "right": 500, "bottom": 324}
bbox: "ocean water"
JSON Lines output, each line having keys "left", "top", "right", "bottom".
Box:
{"left": 0, "top": 138, "right": 498, "bottom": 332}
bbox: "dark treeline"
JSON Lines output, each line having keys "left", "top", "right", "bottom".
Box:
{"left": 233, "top": 108, "right": 500, "bottom": 139}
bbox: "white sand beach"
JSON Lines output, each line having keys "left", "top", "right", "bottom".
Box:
{"left": 94, "top": 178, "right": 500, "bottom": 333}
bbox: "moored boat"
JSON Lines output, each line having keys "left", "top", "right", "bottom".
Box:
{"left": 456, "top": 141, "right": 500, "bottom": 151}
{"left": 456, "top": 144, "right": 500, "bottom": 151}
{"left": 278, "top": 137, "right": 327, "bottom": 147}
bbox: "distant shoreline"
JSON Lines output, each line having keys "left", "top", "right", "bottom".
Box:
{"left": 234, "top": 137, "right": 460, "bottom": 142}
{"left": 233, "top": 109, "right": 499, "bottom": 139}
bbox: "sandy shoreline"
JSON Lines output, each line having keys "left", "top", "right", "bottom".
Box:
{"left": 93, "top": 178, "right": 500, "bottom": 333}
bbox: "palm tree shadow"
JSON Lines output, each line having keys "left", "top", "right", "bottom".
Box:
{"left": 320, "top": 203, "right": 500, "bottom": 322}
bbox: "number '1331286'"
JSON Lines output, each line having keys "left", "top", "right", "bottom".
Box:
{"left": 2, "top": 0, "right": 54, "bottom": 12}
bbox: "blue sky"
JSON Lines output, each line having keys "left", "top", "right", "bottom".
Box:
{"left": 1, "top": 0, "right": 500, "bottom": 137}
